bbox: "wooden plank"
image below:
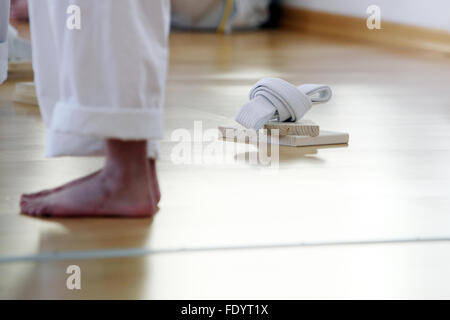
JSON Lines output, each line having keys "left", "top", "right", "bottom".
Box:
{"left": 264, "top": 119, "right": 320, "bottom": 137}
{"left": 7, "top": 61, "right": 34, "bottom": 80}
{"left": 218, "top": 125, "right": 349, "bottom": 147}
{"left": 13, "top": 81, "right": 38, "bottom": 106}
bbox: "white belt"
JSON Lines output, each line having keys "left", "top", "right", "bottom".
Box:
{"left": 235, "top": 78, "right": 332, "bottom": 129}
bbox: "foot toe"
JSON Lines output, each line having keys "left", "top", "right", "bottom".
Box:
{"left": 21, "top": 189, "right": 51, "bottom": 199}
{"left": 20, "top": 195, "right": 28, "bottom": 206}
{"left": 33, "top": 204, "right": 45, "bottom": 217}
{"left": 20, "top": 198, "right": 32, "bottom": 215}
{"left": 21, "top": 197, "right": 42, "bottom": 216}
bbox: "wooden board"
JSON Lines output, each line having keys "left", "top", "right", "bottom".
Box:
{"left": 13, "top": 81, "right": 38, "bottom": 106}
{"left": 218, "top": 125, "right": 349, "bottom": 147}
{"left": 264, "top": 119, "right": 320, "bottom": 137}
{"left": 7, "top": 61, "right": 34, "bottom": 80}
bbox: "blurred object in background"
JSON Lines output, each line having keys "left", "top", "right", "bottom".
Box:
{"left": 10, "top": 0, "right": 28, "bottom": 22}
{"left": 9, "top": 0, "right": 281, "bottom": 32}
{"left": 8, "top": 24, "right": 31, "bottom": 63}
{"left": 171, "top": 0, "right": 280, "bottom": 32}
{"left": 7, "top": 24, "right": 33, "bottom": 80}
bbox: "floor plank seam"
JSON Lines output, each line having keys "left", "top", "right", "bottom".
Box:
{"left": 1, "top": 237, "right": 450, "bottom": 264}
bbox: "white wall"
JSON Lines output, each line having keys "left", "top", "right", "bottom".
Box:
{"left": 283, "top": 0, "right": 450, "bottom": 32}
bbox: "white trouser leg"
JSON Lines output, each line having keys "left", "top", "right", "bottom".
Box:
{"left": 28, "top": 0, "right": 171, "bottom": 158}
{"left": 0, "top": 0, "right": 10, "bottom": 84}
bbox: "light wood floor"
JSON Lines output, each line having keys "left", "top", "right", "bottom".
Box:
{"left": 0, "top": 28, "right": 450, "bottom": 299}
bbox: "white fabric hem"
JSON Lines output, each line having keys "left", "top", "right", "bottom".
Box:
{"left": 51, "top": 102, "right": 164, "bottom": 140}
{"left": 45, "top": 129, "right": 160, "bottom": 158}
{"left": 0, "top": 42, "right": 8, "bottom": 84}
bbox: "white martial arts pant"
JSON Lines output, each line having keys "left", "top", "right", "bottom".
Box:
{"left": 28, "top": 0, "right": 170, "bottom": 157}
{"left": 0, "top": 0, "right": 9, "bottom": 84}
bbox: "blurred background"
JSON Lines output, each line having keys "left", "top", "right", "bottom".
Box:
{"left": 8, "top": 0, "right": 449, "bottom": 56}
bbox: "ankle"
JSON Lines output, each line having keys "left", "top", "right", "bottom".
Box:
{"left": 106, "top": 139, "right": 147, "bottom": 158}
{"left": 104, "top": 139, "right": 149, "bottom": 178}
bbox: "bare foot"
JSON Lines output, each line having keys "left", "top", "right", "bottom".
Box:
{"left": 20, "top": 140, "right": 159, "bottom": 218}
{"left": 22, "top": 159, "right": 161, "bottom": 202}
